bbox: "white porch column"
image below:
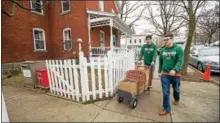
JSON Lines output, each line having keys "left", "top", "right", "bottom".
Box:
{"left": 88, "top": 14, "right": 92, "bottom": 56}
{"left": 110, "top": 19, "right": 113, "bottom": 51}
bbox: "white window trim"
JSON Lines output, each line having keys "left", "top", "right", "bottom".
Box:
{"left": 33, "top": 28, "right": 47, "bottom": 51}
{"left": 99, "top": 0, "right": 104, "bottom": 12}
{"left": 63, "top": 28, "right": 72, "bottom": 51}
{"left": 61, "top": 0, "right": 71, "bottom": 14}
{"left": 30, "top": 0, "right": 44, "bottom": 15}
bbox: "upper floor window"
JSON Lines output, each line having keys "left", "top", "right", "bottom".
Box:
{"left": 61, "top": 0, "right": 70, "bottom": 13}
{"left": 134, "top": 39, "right": 136, "bottom": 44}
{"left": 63, "top": 28, "right": 72, "bottom": 51}
{"left": 139, "top": 39, "right": 141, "bottom": 43}
{"left": 130, "top": 40, "right": 132, "bottom": 43}
{"left": 33, "top": 28, "right": 46, "bottom": 51}
{"left": 30, "top": 0, "right": 43, "bottom": 15}
{"left": 99, "top": 0, "right": 104, "bottom": 11}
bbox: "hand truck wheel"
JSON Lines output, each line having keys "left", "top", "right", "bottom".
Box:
{"left": 130, "top": 98, "right": 138, "bottom": 109}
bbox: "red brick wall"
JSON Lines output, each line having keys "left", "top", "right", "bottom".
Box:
{"left": 2, "top": 1, "right": 52, "bottom": 63}
{"left": 2, "top": 1, "right": 89, "bottom": 63}
{"left": 48, "top": 1, "right": 89, "bottom": 59}
{"left": 86, "top": 1, "right": 118, "bottom": 14}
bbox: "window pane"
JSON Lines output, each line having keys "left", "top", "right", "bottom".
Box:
{"left": 32, "top": 0, "right": 42, "bottom": 13}
{"left": 62, "top": 0, "right": 70, "bottom": 11}
{"left": 64, "top": 30, "right": 71, "bottom": 40}
{"left": 36, "top": 40, "right": 44, "bottom": 49}
{"left": 65, "top": 40, "right": 71, "bottom": 49}
{"left": 34, "top": 30, "right": 43, "bottom": 40}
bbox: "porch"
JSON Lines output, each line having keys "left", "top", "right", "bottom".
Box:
{"left": 87, "top": 9, "right": 133, "bottom": 56}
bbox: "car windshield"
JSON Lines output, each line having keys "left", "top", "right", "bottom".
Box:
{"left": 199, "top": 48, "right": 219, "bottom": 56}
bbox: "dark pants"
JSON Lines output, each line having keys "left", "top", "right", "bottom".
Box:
{"left": 148, "top": 64, "right": 154, "bottom": 86}
{"left": 161, "top": 75, "right": 180, "bottom": 112}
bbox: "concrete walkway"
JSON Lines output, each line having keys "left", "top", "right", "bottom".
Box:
{"left": 3, "top": 79, "right": 219, "bottom": 122}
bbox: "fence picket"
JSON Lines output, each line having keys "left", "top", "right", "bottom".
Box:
{"left": 79, "top": 52, "right": 86, "bottom": 102}
{"left": 67, "top": 60, "right": 75, "bottom": 100}
{"left": 46, "top": 60, "right": 53, "bottom": 94}
{"left": 72, "top": 60, "right": 80, "bottom": 101}
{"left": 55, "top": 60, "right": 62, "bottom": 96}
{"left": 83, "top": 57, "right": 90, "bottom": 101}
{"left": 97, "top": 57, "right": 102, "bottom": 98}
{"left": 59, "top": 60, "right": 67, "bottom": 98}
{"left": 64, "top": 60, "right": 71, "bottom": 99}
{"left": 104, "top": 57, "right": 109, "bottom": 97}
{"left": 90, "top": 58, "right": 96, "bottom": 100}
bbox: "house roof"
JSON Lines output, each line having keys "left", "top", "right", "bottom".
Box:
{"left": 87, "top": 9, "right": 133, "bottom": 35}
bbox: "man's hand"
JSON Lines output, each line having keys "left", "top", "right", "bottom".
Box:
{"left": 151, "top": 62, "right": 154, "bottom": 65}
{"left": 169, "top": 70, "right": 176, "bottom": 76}
{"left": 159, "top": 72, "right": 162, "bottom": 77}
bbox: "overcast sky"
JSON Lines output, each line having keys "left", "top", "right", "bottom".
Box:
{"left": 124, "top": 1, "right": 217, "bottom": 36}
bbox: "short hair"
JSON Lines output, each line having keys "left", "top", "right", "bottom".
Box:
{"left": 164, "top": 33, "right": 174, "bottom": 39}
{"left": 145, "top": 35, "right": 152, "bottom": 40}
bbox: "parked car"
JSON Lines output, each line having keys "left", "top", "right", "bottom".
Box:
{"left": 210, "top": 41, "right": 219, "bottom": 47}
{"left": 189, "top": 47, "right": 219, "bottom": 73}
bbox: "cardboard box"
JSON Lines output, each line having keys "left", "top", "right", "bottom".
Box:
{"left": 118, "top": 79, "right": 145, "bottom": 95}
{"left": 135, "top": 66, "right": 150, "bottom": 87}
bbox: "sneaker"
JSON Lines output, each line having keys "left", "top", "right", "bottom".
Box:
{"left": 159, "top": 109, "right": 170, "bottom": 116}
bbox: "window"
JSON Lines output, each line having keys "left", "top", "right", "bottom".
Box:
{"left": 100, "top": 30, "right": 105, "bottom": 48}
{"left": 139, "top": 39, "right": 141, "bottom": 43}
{"left": 33, "top": 28, "right": 46, "bottom": 51}
{"left": 99, "top": 0, "right": 104, "bottom": 11}
{"left": 30, "top": 0, "right": 43, "bottom": 15}
{"left": 134, "top": 39, "right": 136, "bottom": 44}
{"left": 130, "top": 40, "right": 132, "bottom": 43}
{"left": 61, "top": 0, "right": 70, "bottom": 13}
{"left": 63, "top": 28, "right": 72, "bottom": 51}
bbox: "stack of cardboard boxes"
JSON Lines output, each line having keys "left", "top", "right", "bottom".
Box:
{"left": 118, "top": 66, "right": 150, "bottom": 96}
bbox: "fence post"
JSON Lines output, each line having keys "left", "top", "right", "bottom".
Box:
{"left": 78, "top": 38, "right": 86, "bottom": 102}
{"left": 107, "top": 50, "right": 114, "bottom": 96}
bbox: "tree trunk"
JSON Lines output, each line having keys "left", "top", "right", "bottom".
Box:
{"left": 182, "top": 2, "right": 196, "bottom": 75}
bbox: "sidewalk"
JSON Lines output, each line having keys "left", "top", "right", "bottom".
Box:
{"left": 3, "top": 79, "right": 219, "bottom": 122}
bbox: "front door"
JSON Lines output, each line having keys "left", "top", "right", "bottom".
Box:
{"left": 113, "top": 34, "right": 116, "bottom": 47}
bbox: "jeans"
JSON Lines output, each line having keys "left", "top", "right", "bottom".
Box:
{"left": 161, "top": 75, "right": 180, "bottom": 112}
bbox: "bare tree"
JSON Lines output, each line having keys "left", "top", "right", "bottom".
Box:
{"left": 119, "top": 0, "right": 146, "bottom": 28}
{"left": 180, "top": 0, "right": 207, "bottom": 75}
{"left": 197, "top": 3, "right": 219, "bottom": 45}
{"left": 2, "top": 0, "right": 52, "bottom": 17}
{"left": 143, "top": 0, "right": 187, "bottom": 36}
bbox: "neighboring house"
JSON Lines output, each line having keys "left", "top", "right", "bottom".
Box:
{"left": 121, "top": 34, "right": 158, "bottom": 49}
{"left": 2, "top": 0, "right": 132, "bottom": 63}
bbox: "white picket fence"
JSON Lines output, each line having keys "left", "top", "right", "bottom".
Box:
{"left": 46, "top": 49, "right": 135, "bottom": 102}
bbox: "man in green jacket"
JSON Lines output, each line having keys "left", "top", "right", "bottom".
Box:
{"left": 158, "top": 33, "right": 184, "bottom": 116}
{"left": 138, "top": 35, "right": 157, "bottom": 88}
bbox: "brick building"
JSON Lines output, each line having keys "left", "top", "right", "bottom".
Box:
{"left": 2, "top": 0, "right": 132, "bottom": 63}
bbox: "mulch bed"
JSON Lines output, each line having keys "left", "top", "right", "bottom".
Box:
{"left": 181, "top": 67, "right": 215, "bottom": 83}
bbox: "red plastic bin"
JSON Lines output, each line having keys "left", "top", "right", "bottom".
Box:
{"left": 36, "top": 69, "right": 49, "bottom": 89}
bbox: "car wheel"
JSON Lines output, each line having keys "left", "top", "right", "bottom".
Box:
{"left": 197, "top": 63, "right": 204, "bottom": 72}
